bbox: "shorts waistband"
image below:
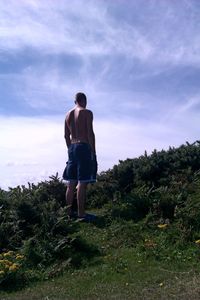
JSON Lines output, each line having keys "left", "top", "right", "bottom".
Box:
{"left": 71, "top": 139, "right": 88, "bottom": 144}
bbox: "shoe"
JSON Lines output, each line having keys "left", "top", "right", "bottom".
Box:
{"left": 76, "top": 213, "right": 97, "bottom": 222}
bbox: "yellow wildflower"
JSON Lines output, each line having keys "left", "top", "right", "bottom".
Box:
{"left": 9, "top": 265, "right": 17, "bottom": 271}
{"left": 157, "top": 224, "right": 168, "bottom": 229}
{"left": 3, "top": 251, "right": 14, "bottom": 257}
{"left": 195, "top": 240, "right": 200, "bottom": 244}
{"left": 9, "top": 263, "right": 20, "bottom": 271}
{"left": 159, "top": 282, "right": 164, "bottom": 287}
{"left": 16, "top": 255, "right": 24, "bottom": 260}
{"left": 3, "top": 253, "right": 11, "bottom": 258}
{"left": 3, "top": 253, "right": 9, "bottom": 257}
{"left": 0, "top": 270, "right": 5, "bottom": 275}
{"left": 2, "top": 260, "right": 12, "bottom": 266}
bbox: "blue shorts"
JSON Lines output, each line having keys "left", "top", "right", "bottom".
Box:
{"left": 63, "top": 143, "right": 97, "bottom": 183}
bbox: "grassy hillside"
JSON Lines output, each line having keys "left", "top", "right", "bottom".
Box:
{"left": 1, "top": 141, "right": 200, "bottom": 299}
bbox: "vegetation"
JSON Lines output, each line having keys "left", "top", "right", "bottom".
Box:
{"left": 1, "top": 141, "right": 200, "bottom": 299}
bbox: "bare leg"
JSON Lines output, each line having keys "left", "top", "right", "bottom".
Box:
{"left": 77, "top": 182, "right": 88, "bottom": 217}
{"left": 66, "top": 181, "right": 77, "bottom": 216}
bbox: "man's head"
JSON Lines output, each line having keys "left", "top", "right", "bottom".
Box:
{"left": 75, "top": 92, "right": 87, "bottom": 108}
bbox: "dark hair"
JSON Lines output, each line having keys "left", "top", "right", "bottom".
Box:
{"left": 75, "top": 92, "right": 87, "bottom": 104}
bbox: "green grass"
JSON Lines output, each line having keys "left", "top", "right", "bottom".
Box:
{"left": 1, "top": 211, "right": 200, "bottom": 299}
{"left": 1, "top": 249, "right": 200, "bottom": 300}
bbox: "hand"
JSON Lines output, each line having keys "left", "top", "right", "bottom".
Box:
{"left": 91, "top": 152, "right": 97, "bottom": 161}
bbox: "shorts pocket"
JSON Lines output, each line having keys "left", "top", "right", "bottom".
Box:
{"left": 62, "top": 162, "right": 68, "bottom": 180}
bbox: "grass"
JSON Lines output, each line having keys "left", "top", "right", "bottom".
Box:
{"left": 1, "top": 211, "right": 200, "bottom": 299}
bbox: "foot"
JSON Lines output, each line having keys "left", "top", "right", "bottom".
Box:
{"left": 77, "top": 213, "right": 97, "bottom": 222}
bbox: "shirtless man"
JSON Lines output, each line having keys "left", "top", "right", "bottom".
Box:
{"left": 64, "top": 92, "right": 97, "bottom": 218}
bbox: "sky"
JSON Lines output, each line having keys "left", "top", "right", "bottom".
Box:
{"left": 0, "top": 0, "right": 200, "bottom": 190}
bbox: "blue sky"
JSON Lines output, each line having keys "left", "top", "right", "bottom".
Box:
{"left": 0, "top": 0, "right": 200, "bottom": 189}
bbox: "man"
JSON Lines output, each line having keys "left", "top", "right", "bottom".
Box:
{"left": 64, "top": 92, "right": 97, "bottom": 219}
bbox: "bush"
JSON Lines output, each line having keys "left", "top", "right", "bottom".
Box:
{"left": 0, "top": 251, "right": 26, "bottom": 288}
{"left": 105, "top": 186, "right": 152, "bottom": 221}
{"left": 0, "top": 175, "right": 100, "bottom": 289}
{"left": 175, "top": 175, "right": 200, "bottom": 241}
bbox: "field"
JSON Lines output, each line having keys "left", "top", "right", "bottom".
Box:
{"left": 1, "top": 142, "right": 200, "bottom": 299}
{"left": 1, "top": 213, "right": 200, "bottom": 300}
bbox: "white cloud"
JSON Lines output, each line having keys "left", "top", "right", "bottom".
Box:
{"left": 0, "top": 115, "right": 66, "bottom": 189}
{"left": 0, "top": 0, "right": 200, "bottom": 65}
{"left": 0, "top": 0, "right": 199, "bottom": 189}
{"left": 2, "top": 61, "right": 157, "bottom": 116}
{"left": 0, "top": 110, "right": 199, "bottom": 189}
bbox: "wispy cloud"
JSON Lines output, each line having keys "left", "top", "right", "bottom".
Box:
{"left": 0, "top": 0, "right": 200, "bottom": 189}
{"left": 1, "top": 108, "right": 199, "bottom": 189}
{"left": 178, "top": 95, "right": 200, "bottom": 113}
{"left": 1, "top": 0, "right": 200, "bottom": 65}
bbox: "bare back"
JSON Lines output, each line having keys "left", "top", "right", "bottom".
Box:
{"left": 67, "top": 108, "right": 89, "bottom": 142}
{"left": 65, "top": 106, "right": 96, "bottom": 153}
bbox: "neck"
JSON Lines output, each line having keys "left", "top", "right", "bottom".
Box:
{"left": 76, "top": 104, "right": 86, "bottom": 109}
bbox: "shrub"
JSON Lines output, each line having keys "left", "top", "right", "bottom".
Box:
{"left": 0, "top": 251, "right": 26, "bottom": 288}
{"left": 175, "top": 175, "right": 200, "bottom": 241}
{"left": 105, "top": 186, "right": 152, "bottom": 221}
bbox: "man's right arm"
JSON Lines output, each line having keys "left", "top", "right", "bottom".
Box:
{"left": 64, "top": 114, "right": 71, "bottom": 148}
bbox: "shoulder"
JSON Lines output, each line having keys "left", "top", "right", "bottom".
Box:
{"left": 83, "top": 109, "right": 93, "bottom": 117}
{"left": 65, "top": 109, "right": 74, "bottom": 120}
{"left": 83, "top": 109, "right": 93, "bottom": 122}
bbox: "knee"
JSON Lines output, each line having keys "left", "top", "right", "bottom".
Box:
{"left": 78, "top": 182, "right": 88, "bottom": 189}
{"left": 67, "top": 182, "right": 77, "bottom": 192}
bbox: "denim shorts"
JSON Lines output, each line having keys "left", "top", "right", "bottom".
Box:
{"left": 63, "top": 143, "right": 97, "bottom": 183}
